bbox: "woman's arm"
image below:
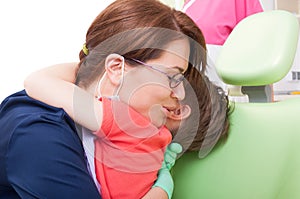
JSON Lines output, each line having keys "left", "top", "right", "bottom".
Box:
{"left": 24, "top": 63, "right": 102, "bottom": 131}
{"left": 142, "top": 187, "right": 168, "bottom": 199}
{"left": 143, "top": 143, "right": 182, "bottom": 199}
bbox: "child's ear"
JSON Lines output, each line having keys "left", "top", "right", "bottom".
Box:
{"left": 105, "top": 53, "right": 125, "bottom": 86}
{"left": 168, "top": 105, "right": 191, "bottom": 121}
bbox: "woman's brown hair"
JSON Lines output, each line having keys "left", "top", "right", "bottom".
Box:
{"left": 75, "top": 0, "right": 206, "bottom": 88}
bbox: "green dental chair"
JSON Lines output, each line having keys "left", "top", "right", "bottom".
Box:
{"left": 172, "top": 10, "right": 300, "bottom": 199}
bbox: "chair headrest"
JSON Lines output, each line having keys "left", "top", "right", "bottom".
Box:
{"left": 215, "top": 10, "right": 299, "bottom": 86}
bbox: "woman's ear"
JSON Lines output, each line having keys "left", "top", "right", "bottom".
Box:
{"left": 105, "top": 53, "right": 125, "bottom": 86}
{"left": 168, "top": 104, "right": 191, "bottom": 121}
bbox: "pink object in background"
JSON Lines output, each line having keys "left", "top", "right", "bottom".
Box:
{"left": 184, "top": 0, "right": 263, "bottom": 45}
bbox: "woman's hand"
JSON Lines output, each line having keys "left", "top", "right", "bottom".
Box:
{"left": 148, "top": 143, "right": 183, "bottom": 199}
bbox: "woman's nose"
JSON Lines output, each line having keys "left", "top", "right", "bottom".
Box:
{"left": 171, "top": 82, "right": 185, "bottom": 100}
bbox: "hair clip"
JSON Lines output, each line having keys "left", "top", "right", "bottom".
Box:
{"left": 82, "top": 43, "right": 89, "bottom": 55}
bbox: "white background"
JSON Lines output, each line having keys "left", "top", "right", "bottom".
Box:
{"left": 0, "top": 0, "right": 289, "bottom": 102}
{"left": 0, "top": 0, "right": 114, "bottom": 101}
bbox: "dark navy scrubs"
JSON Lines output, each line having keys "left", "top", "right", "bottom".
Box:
{"left": 0, "top": 90, "right": 101, "bottom": 199}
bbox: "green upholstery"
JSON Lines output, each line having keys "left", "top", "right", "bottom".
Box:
{"left": 216, "top": 10, "right": 299, "bottom": 86}
{"left": 173, "top": 98, "right": 300, "bottom": 199}
{"left": 172, "top": 10, "right": 300, "bottom": 199}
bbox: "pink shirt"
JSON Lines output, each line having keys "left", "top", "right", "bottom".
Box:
{"left": 184, "top": 0, "right": 263, "bottom": 45}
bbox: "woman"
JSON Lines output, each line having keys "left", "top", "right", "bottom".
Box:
{"left": 0, "top": 0, "right": 230, "bottom": 198}
{"left": 0, "top": 0, "right": 208, "bottom": 198}
{"left": 24, "top": 0, "right": 205, "bottom": 197}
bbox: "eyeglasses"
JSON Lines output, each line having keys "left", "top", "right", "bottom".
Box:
{"left": 127, "top": 58, "right": 185, "bottom": 88}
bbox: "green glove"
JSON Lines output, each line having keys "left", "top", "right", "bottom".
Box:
{"left": 163, "top": 142, "right": 182, "bottom": 170}
{"left": 153, "top": 143, "right": 183, "bottom": 199}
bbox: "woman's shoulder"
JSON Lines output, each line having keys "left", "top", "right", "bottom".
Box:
{"left": 1, "top": 90, "right": 73, "bottom": 123}
{"left": 0, "top": 90, "right": 77, "bottom": 148}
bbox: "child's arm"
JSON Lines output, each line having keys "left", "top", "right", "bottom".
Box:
{"left": 24, "top": 63, "right": 102, "bottom": 131}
